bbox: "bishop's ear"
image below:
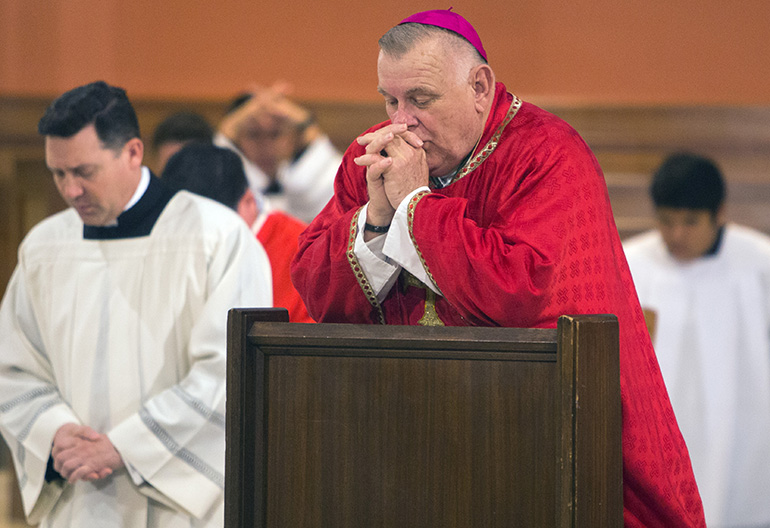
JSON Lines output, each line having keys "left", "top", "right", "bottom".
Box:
{"left": 471, "top": 64, "right": 495, "bottom": 111}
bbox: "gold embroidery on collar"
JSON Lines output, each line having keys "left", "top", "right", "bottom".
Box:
{"left": 347, "top": 208, "right": 385, "bottom": 324}
{"left": 449, "top": 94, "right": 523, "bottom": 186}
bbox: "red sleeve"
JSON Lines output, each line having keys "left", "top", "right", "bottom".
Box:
{"left": 290, "top": 133, "right": 385, "bottom": 324}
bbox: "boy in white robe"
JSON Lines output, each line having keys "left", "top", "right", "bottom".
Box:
{"left": 624, "top": 153, "right": 770, "bottom": 528}
{"left": 0, "top": 81, "right": 272, "bottom": 527}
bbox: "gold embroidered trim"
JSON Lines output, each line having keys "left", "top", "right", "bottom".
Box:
{"left": 347, "top": 208, "right": 385, "bottom": 324}
{"left": 450, "top": 94, "right": 523, "bottom": 185}
{"left": 403, "top": 271, "right": 445, "bottom": 327}
{"left": 406, "top": 190, "right": 442, "bottom": 297}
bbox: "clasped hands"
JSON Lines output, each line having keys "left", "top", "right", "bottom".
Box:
{"left": 52, "top": 423, "right": 125, "bottom": 484}
{"left": 354, "top": 123, "right": 429, "bottom": 233}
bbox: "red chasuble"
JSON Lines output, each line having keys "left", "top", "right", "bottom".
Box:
{"left": 257, "top": 210, "right": 314, "bottom": 323}
{"left": 291, "top": 83, "right": 706, "bottom": 527}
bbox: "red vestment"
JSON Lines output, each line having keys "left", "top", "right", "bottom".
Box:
{"left": 291, "top": 83, "right": 705, "bottom": 527}
{"left": 256, "top": 210, "right": 314, "bottom": 323}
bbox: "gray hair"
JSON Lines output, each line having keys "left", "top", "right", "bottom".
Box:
{"left": 379, "top": 23, "right": 487, "bottom": 66}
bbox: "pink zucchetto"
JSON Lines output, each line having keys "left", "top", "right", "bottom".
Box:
{"left": 398, "top": 8, "right": 487, "bottom": 61}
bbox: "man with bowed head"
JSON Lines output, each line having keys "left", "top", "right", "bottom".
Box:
{"left": 291, "top": 9, "right": 706, "bottom": 526}
{"left": 624, "top": 153, "right": 770, "bottom": 528}
{"left": 0, "top": 81, "right": 271, "bottom": 527}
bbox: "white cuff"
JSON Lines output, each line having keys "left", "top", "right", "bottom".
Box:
{"left": 383, "top": 187, "right": 441, "bottom": 295}
{"left": 353, "top": 204, "right": 401, "bottom": 302}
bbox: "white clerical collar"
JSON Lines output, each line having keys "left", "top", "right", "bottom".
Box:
{"left": 124, "top": 166, "right": 151, "bottom": 211}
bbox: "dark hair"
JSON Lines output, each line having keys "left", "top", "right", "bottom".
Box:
{"left": 37, "top": 81, "right": 140, "bottom": 150}
{"left": 151, "top": 111, "right": 213, "bottom": 150}
{"left": 650, "top": 153, "right": 725, "bottom": 215}
{"left": 161, "top": 142, "right": 248, "bottom": 211}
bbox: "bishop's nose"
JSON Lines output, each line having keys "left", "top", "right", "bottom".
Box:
{"left": 390, "top": 107, "right": 419, "bottom": 128}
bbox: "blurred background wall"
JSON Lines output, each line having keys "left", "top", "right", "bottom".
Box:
{"left": 2, "top": 0, "right": 770, "bottom": 104}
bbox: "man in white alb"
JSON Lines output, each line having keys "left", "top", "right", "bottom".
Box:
{"left": 0, "top": 81, "right": 272, "bottom": 527}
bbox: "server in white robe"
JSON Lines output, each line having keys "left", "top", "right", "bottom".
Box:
{"left": 0, "top": 81, "right": 272, "bottom": 528}
{"left": 624, "top": 153, "right": 770, "bottom": 528}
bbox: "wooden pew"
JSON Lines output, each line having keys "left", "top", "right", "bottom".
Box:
{"left": 226, "top": 309, "right": 622, "bottom": 527}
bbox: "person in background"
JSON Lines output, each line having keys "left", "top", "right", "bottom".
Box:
{"left": 291, "top": 9, "right": 706, "bottom": 527}
{"left": 0, "top": 81, "right": 271, "bottom": 527}
{"left": 151, "top": 110, "right": 214, "bottom": 171}
{"left": 162, "top": 142, "right": 313, "bottom": 323}
{"left": 624, "top": 152, "right": 770, "bottom": 528}
{"left": 214, "top": 83, "right": 340, "bottom": 223}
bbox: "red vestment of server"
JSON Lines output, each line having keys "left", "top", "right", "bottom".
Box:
{"left": 291, "top": 83, "right": 705, "bottom": 527}
{"left": 256, "top": 210, "right": 313, "bottom": 323}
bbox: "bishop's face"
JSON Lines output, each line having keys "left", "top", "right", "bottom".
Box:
{"left": 655, "top": 207, "right": 722, "bottom": 262}
{"left": 45, "top": 124, "right": 143, "bottom": 226}
{"left": 377, "top": 38, "right": 486, "bottom": 178}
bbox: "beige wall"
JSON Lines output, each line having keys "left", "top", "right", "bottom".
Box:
{"left": 1, "top": 0, "right": 770, "bottom": 104}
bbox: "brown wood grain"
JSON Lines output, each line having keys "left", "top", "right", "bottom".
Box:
{"left": 226, "top": 310, "right": 622, "bottom": 527}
